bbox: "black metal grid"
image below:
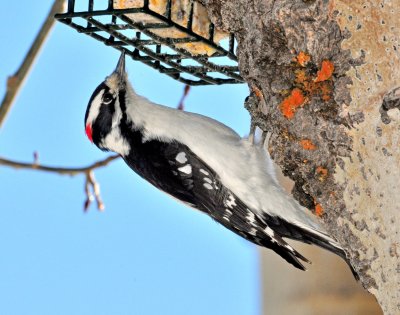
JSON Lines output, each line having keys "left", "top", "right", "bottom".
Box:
{"left": 55, "top": 0, "right": 244, "bottom": 85}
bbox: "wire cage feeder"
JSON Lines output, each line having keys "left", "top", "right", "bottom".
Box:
{"left": 55, "top": 0, "right": 244, "bottom": 85}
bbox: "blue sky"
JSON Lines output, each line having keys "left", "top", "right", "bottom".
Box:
{"left": 0, "top": 2, "right": 259, "bottom": 315}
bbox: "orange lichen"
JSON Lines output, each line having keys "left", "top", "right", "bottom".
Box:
{"left": 316, "top": 166, "right": 328, "bottom": 181}
{"left": 300, "top": 139, "right": 317, "bottom": 150}
{"left": 294, "top": 69, "right": 308, "bottom": 85}
{"left": 315, "top": 203, "right": 324, "bottom": 217}
{"left": 280, "top": 88, "right": 306, "bottom": 119}
{"left": 294, "top": 67, "right": 333, "bottom": 102}
{"left": 315, "top": 60, "right": 334, "bottom": 82}
{"left": 280, "top": 57, "right": 334, "bottom": 119}
{"left": 252, "top": 86, "right": 264, "bottom": 99}
{"left": 320, "top": 82, "right": 333, "bottom": 101}
{"left": 296, "top": 51, "right": 311, "bottom": 67}
{"left": 316, "top": 166, "right": 328, "bottom": 176}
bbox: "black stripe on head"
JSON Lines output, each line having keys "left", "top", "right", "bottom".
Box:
{"left": 118, "top": 88, "right": 134, "bottom": 135}
{"left": 118, "top": 89, "right": 127, "bottom": 121}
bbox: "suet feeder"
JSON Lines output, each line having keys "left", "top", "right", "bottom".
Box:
{"left": 55, "top": 0, "right": 244, "bottom": 85}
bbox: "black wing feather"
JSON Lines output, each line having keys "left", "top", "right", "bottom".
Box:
{"left": 121, "top": 135, "right": 311, "bottom": 270}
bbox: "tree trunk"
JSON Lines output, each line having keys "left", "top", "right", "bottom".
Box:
{"left": 261, "top": 169, "right": 382, "bottom": 314}
{"left": 201, "top": 1, "right": 400, "bottom": 314}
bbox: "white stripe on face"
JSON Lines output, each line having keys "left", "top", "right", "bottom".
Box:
{"left": 86, "top": 89, "right": 104, "bottom": 126}
{"left": 102, "top": 97, "right": 130, "bottom": 155}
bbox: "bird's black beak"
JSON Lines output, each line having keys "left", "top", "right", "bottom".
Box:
{"left": 115, "top": 51, "right": 126, "bottom": 77}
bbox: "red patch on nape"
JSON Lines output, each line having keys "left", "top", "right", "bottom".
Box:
{"left": 85, "top": 124, "right": 93, "bottom": 142}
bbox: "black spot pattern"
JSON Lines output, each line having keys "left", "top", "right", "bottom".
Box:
{"left": 115, "top": 124, "right": 310, "bottom": 270}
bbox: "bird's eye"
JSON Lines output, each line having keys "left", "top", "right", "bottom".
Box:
{"left": 102, "top": 92, "right": 114, "bottom": 104}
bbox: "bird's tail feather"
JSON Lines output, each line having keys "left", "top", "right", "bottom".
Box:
{"left": 262, "top": 212, "right": 359, "bottom": 280}
{"left": 289, "top": 223, "right": 359, "bottom": 280}
{"left": 259, "top": 228, "right": 311, "bottom": 271}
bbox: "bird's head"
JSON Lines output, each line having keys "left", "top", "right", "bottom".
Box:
{"left": 84, "top": 52, "right": 129, "bottom": 152}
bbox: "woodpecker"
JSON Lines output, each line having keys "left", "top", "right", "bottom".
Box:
{"left": 84, "top": 52, "right": 357, "bottom": 277}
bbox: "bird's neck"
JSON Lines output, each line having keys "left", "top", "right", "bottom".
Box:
{"left": 124, "top": 85, "right": 177, "bottom": 144}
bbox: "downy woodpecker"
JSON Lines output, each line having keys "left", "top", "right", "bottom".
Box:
{"left": 84, "top": 52, "right": 357, "bottom": 276}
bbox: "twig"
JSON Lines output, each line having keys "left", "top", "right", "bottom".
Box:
{"left": 0, "top": 0, "right": 66, "bottom": 130}
{"left": 0, "top": 154, "right": 120, "bottom": 211}
{"left": 177, "top": 85, "right": 191, "bottom": 110}
{"left": 84, "top": 171, "right": 105, "bottom": 212}
{"left": 0, "top": 155, "right": 119, "bottom": 175}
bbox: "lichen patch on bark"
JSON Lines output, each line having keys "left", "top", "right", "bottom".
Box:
{"left": 279, "top": 88, "right": 306, "bottom": 119}
{"left": 300, "top": 139, "right": 317, "bottom": 151}
{"left": 315, "top": 60, "right": 335, "bottom": 82}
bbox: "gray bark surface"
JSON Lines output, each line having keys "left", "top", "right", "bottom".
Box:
{"left": 201, "top": 1, "right": 400, "bottom": 314}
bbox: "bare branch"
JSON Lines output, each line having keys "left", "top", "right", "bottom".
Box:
{"left": 177, "top": 85, "right": 191, "bottom": 110}
{"left": 0, "top": 154, "right": 120, "bottom": 211}
{"left": 0, "top": 0, "right": 66, "bottom": 130}
{"left": 0, "top": 155, "right": 119, "bottom": 176}
{"left": 84, "top": 174, "right": 94, "bottom": 211}
{"left": 85, "top": 171, "right": 105, "bottom": 212}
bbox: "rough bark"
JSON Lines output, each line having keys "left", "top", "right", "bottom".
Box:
{"left": 201, "top": 1, "right": 399, "bottom": 314}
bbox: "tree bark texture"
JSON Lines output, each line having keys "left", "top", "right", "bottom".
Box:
{"left": 201, "top": 1, "right": 400, "bottom": 314}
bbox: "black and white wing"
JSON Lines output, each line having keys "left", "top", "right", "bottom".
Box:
{"left": 122, "top": 137, "right": 311, "bottom": 270}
